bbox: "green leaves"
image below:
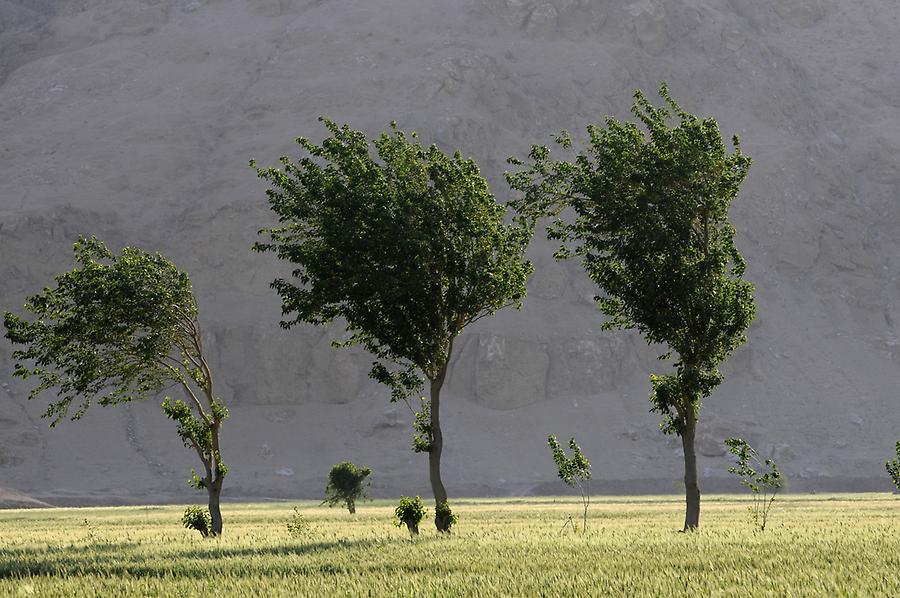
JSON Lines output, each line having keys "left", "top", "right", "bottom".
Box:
{"left": 394, "top": 496, "right": 427, "bottom": 533}
{"left": 182, "top": 505, "right": 213, "bottom": 538}
{"left": 4, "top": 236, "right": 201, "bottom": 425}
{"left": 548, "top": 435, "right": 592, "bottom": 531}
{"left": 885, "top": 441, "right": 900, "bottom": 491}
{"left": 548, "top": 435, "right": 591, "bottom": 487}
{"left": 411, "top": 397, "right": 433, "bottom": 454}
{"left": 162, "top": 397, "right": 228, "bottom": 489}
{"left": 434, "top": 500, "right": 458, "bottom": 532}
{"left": 323, "top": 461, "right": 372, "bottom": 514}
{"left": 725, "top": 438, "right": 782, "bottom": 530}
{"left": 509, "top": 84, "right": 754, "bottom": 432}
{"left": 725, "top": 438, "right": 782, "bottom": 493}
{"left": 5, "top": 236, "right": 229, "bottom": 533}
{"left": 253, "top": 118, "right": 533, "bottom": 392}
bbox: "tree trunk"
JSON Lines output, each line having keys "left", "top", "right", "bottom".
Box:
{"left": 429, "top": 370, "right": 450, "bottom": 532}
{"left": 404, "top": 518, "right": 419, "bottom": 535}
{"left": 208, "top": 479, "right": 223, "bottom": 536}
{"left": 348, "top": 501, "right": 356, "bottom": 515}
{"left": 681, "top": 405, "right": 700, "bottom": 531}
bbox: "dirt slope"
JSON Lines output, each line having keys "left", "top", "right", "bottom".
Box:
{"left": 1, "top": 0, "right": 899, "bottom": 503}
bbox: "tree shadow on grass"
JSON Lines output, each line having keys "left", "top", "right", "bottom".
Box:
{"left": 0, "top": 538, "right": 381, "bottom": 579}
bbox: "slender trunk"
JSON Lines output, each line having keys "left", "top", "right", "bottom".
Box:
{"left": 581, "top": 480, "right": 589, "bottom": 532}
{"left": 348, "top": 500, "right": 356, "bottom": 515}
{"left": 681, "top": 405, "right": 700, "bottom": 531}
{"left": 429, "top": 373, "right": 450, "bottom": 531}
{"left": 404, "top": 518, "right": 419, "bottom": 535}
{"left": 208, "top": 418, "right": 224, "bottom": 536}
{"left": 208, "top": 478, "right": 223, "bottom": 536}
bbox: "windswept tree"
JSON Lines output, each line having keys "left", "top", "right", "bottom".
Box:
{"left": 3, "top": 237, "right": 229, "bottom": 536}
{"left": 509, "top": 84, "right": 754, "bottom": 530}
{"left": 323, "top": 461, "right": 371, "bottom": 514}
{"left": 253, "top": 119, "right": 533, "bottom": 532}
{"left": 548, "top": 435, "right": 592, "bottom": 532}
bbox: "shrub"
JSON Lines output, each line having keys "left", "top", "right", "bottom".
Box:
{"left": 885, "top": 441, "right": 900, "bottom": 491}
{"left": 286, "top": 507, "right": 311, "bottom": 538}
{"left": 182, "top": 506, "right": 212, "bottom": 537}
{"left": 435, "top": 500, "right": 458, "bottom": 532}
{"left": 323, "top": 461, "right": 372, "bottom": 514}
{"left": 548, "top": 435, "right": 592, "bottom": 532}
{"left": 725, "top": 438, "right": 782, "bottom": 531}
{"left": 394, "top": 496, "right": 427, "bottom": 536}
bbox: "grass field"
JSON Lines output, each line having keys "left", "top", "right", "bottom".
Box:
{"left": 1, "top": 494, "right": 898, "bottom": 596}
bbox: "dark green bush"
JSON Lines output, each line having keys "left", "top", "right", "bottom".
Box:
{"left": 182, "top": 505, "right": 212, "bottom": 537}
{"left": 394, "top": 496, "right": 427, "bottom": 535}
{"left": 323, "top": 461, "right": 372, "bottom": 514}
{"left": 435, "top": 500, "right": 458, "bottom": 532}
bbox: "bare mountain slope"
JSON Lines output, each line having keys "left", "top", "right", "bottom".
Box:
{"left": 1, "top": 0, "right": 899, "bottom": 503}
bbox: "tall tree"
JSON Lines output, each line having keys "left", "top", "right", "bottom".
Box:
{"left": 3, "top": 237, "right": 229, "bottom": 535}
{"left": 508, "top": 84, "right": 754, "bottom": 530}
{"left": 253, "top": 119, "right": 533, "bottom": 531}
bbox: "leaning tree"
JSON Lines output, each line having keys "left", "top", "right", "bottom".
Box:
{"left": 253, "top": 119, "right": 533, "bottom": 532}
{"left": 508, "top": 84, "right": 755, "bottom": 530}
{"left": 3, "top": 237, "right": 230, "bottom": 535}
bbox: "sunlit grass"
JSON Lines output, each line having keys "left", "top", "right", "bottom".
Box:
{"left": 1, "top": 494, "right": 898, "bottom": 596}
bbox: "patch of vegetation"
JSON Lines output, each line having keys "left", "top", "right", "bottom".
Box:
{"left": 285, "top": 507, "right": 311, "bottom": 538}
{"left": 886, "top": 441, "right": 900, "bottom": 491}
{"left": 253, "top": 119, "right": 533, "bottom": 531}
{"left": 434, "top": 500, "right": 458, "bottom": 533}
{"left": 323, "top": 462, "right": 372, "bottom": 514}
{"left": 394, "top": 496, "right": 427, "bottom": 535}
{"left": 0, "top": 497, "right": 898, "bottom": 597}
{"left": 182, "top": 506, "right": 212, "bottom": 538}
{"left": 725, "top": 438, "right": 783, "bottom": 531}
{"left": 547, "top": 435, "right": 591, "bottom": 532}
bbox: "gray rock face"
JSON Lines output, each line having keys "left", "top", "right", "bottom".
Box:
{"left": 1, "top": 0, "right": 899, "bottom": 503}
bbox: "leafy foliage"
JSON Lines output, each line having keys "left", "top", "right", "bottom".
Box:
{"left": 285, "top": 507, "right": 311, "bottom": 538}
{"left": 435, "top": 500, "right": 458, "bottom": 532}
{"left": 394, "top": 496, "right": 427, "bottom": 536}
{"left": 3, "top": 236, "right": 228, "bottom": 535}
{"left": 252, "top": 117, "right": 532, "bottom": 397}
{"left": 182, "top": 506, "right": 212, "bottom": 538}
{"left": 253, "top": 118, "right": 533, "bottom": 529}
{"left": 885, "top": 441, "right": 900, "bottom": 491}
{"left": 510, "top": 85, "right": 754, "bottom": 530}
{"left": 548, "top": 435, "right": 592, "bottom": 531}
{"left": 4, "top": 236, "right": 199, "bottom": 423}
{"left": 411, "top": 397, "right": 433, "bottom": 453}
{"left": 162, "top": 397, "right": 229, "bottom": 490}
{"left": 725, "top": 438, "right": 782, "bottom": 531}
{"left": 508, "top": 84, "right": 753, "bottom": 434}
{"left": 323, "top": 462, "right": 372, "bottom": 514}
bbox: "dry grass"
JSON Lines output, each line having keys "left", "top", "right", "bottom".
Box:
{"left": 1, "top": 494, "right": 898, "bottom": 596}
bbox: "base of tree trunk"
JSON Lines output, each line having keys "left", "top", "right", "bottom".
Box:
{"left": 434, "top": 512, "right": 452, "bottom": 533}
{"left": 403, "top": 519, "right": 419, "bottom": 535}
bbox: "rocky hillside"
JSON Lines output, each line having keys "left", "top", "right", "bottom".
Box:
{"left": 1, "top": 0, "right": 898, "bottom": 504}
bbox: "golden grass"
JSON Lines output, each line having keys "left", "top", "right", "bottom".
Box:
{"left": 1, "top": 494, "right": 898, "bottom": 597}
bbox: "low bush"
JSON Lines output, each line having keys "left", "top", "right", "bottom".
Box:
{"left": 394, "top": 496, "right": 427, "bottom": 536}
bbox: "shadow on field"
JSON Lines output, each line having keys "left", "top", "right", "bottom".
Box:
{"left": 0, "top": 538, "right": 379, "bottom": 579}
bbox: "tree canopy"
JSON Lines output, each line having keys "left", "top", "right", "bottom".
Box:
{"left": 5, "top": 236, "right": 203, "bottom": 422}
{"left": 253, "top": 118, "right": 533, "bottom": 531}
{"left": 4, "top": 236, "right": 229, "bottom": 535}
{"left": 253, "top": 118, "right": 532, "bottom": 391}
{"left": 509, "top": 84, "right": 754, "bottom": 530}
{"left": 323, "top": 461, "right": 372, "bottom": 514}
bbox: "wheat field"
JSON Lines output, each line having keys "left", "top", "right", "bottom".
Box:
{"left": 0, "top": 494, "right": 898, "bottom": 597}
